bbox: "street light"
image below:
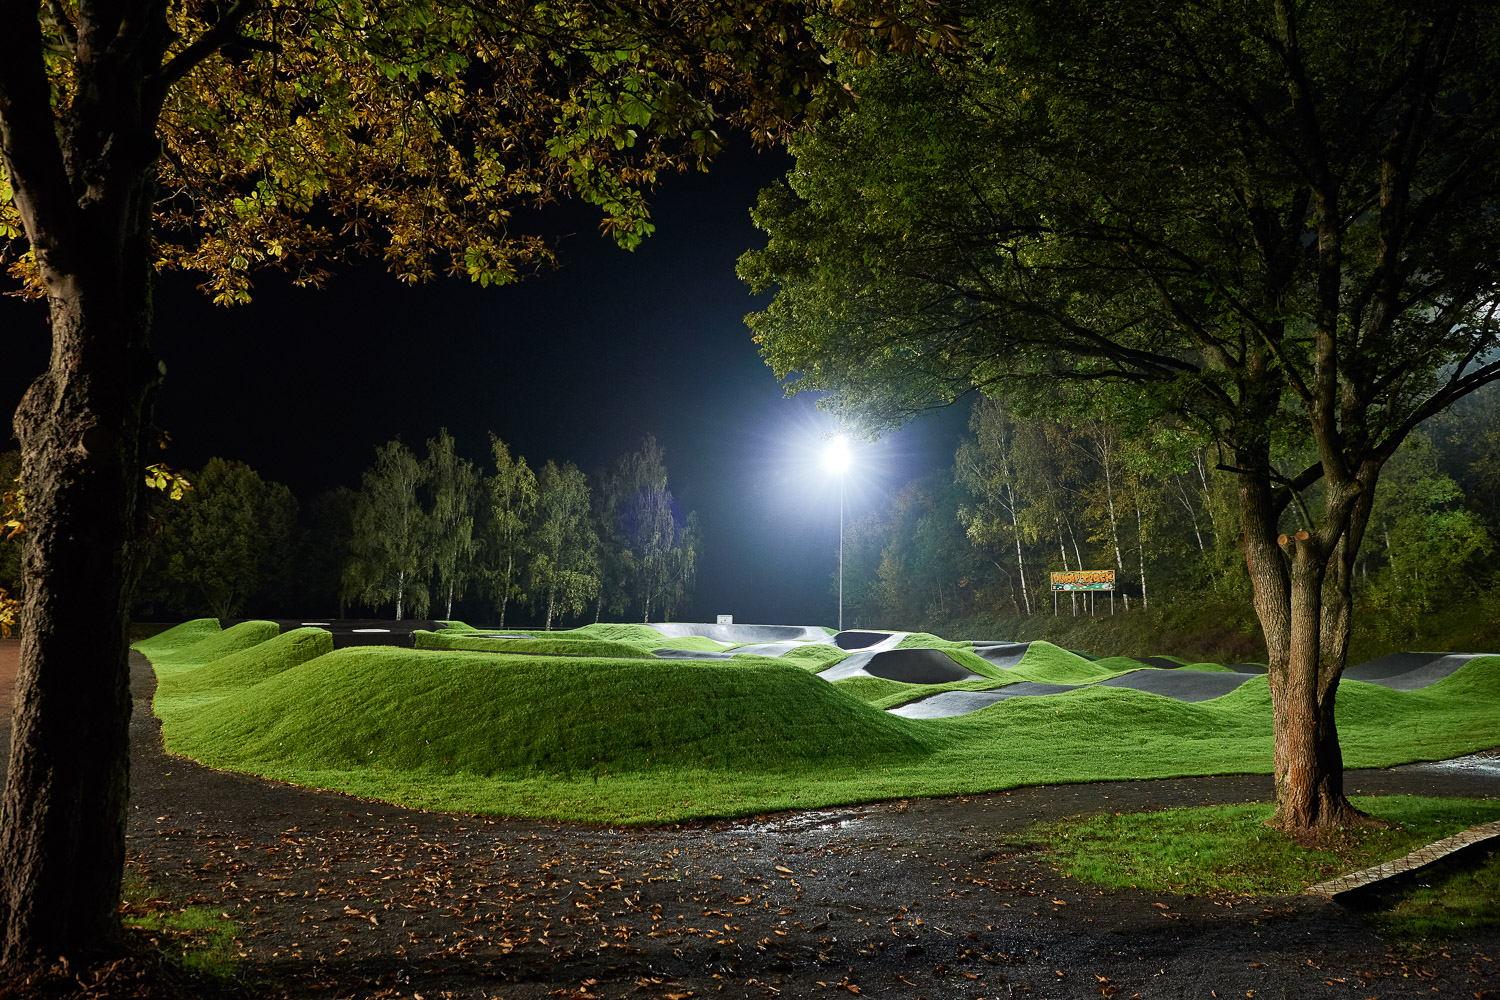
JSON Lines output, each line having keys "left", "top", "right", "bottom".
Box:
{"left": 823, "top": 434, "right": 852, "bottom": 631}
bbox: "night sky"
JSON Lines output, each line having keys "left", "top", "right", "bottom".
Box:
{"left": 0, "top": 143, "right": 968, "bottom": 627}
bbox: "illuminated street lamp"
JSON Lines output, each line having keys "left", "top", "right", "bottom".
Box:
{"left": 823, "top": 434, "right": 852, "bottom": 631}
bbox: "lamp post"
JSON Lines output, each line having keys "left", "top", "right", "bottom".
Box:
{"left": 823, "top": 434, "right": 851, "bottom": 631}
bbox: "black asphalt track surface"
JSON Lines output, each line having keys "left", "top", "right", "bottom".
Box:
{"left": 818, "top": 647, "right": 985, "bottom": 684}
{"left": 888, "top": 684, "right": 1080, "bottom": 718}
{"left": 649, "top": 622, "right": 831, "bottom": 643}
{"left": 834, "top": 630, "right": 896, "bottom": 650}
{"left": 1345, "top": 651, "right": 1493, "bottom": 688}
{"left": 887, "top": 655, "right": 1496, "bottom": 718}
{"left": 1097, "top": 668, "right": 1256, "bottom": 700}
{"left": 970, "top": 641, "right": 1032, "bottom": 669}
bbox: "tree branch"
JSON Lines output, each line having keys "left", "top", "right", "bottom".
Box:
{"left": 147, "top": 0, "right": 262, "bottom": 103}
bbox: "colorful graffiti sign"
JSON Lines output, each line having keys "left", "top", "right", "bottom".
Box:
{"left": 1050, "top": 569, "right": 1116, "bottom": 591}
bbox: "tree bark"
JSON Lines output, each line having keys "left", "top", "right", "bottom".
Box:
{"left": 1239, "top": 451, "right": 1374, "bottom": 830}
{"left": 0, "top": 59, "right": 163, "bottom": 961}
{"left": 1135, "top": 500, "right": 1148, "bottom": 610}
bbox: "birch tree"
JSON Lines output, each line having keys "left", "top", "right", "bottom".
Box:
{"left": 348, "top": 440, "right": 428, "bottom": 620}
{"left": 424, "top": 429, "right": 479, "bottom": 620}
{"left": 527, "top": 460, "right": 598, "bottom": 630}
{"left": 480, "top": 435, "right": 537, "bottom": 629}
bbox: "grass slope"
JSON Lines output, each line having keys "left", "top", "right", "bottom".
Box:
{"left": 144, "top": 622, "right": 1500, "bottom": 825}
{"left": 157, "top": 627, "right": 334, "bottom": 710}
{"left": 414, "top": 630, "right": 656, "bottom": 659}
{"left": 132, "top": 618, "right": 223, "bottom": 658}
{"left": 142, "top": 620, "right": 281, "bottom": 676}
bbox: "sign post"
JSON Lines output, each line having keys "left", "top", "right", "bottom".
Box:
{"left": 1050, "top": 570, "right": 1116, "bottom": 616}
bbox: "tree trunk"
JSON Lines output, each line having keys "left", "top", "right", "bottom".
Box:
{"left": 499, "top": 550, "right": 513, "bottom": 628}
{"left": 445, "top": 581, "right": 454, "bottom": 620}
{"left": 545, "top": 588, "right": 555, "bottom": 630}
{"left": 1099, "top": 442, "right": 1130, "bottom": 612}
{"left": 1135, "top": 501, "right": 1148, "bottom": 610}
{"left": 1239, "top": 461, "right": 1370, "bottom": 830}
{"left": 395, "top": 569, "right": 405, "bottom": 621}
{"left": 0, "top": 149, "right": 161, "bottom": 964}
{"left": 1007, "top": 482, "right": 1030, "bottom": 615}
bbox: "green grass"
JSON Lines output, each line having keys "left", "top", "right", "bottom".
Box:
{"left": 139, "top": 620, "right": 282, "bottom": 675}
{"left": 144, "top": 622, "right": 1500, "bottom": 825}
{"left": 413, "top": 629, "right": 657, "bottom": 659}
{"left": 132, "top": 617, "right": 224, "bottom": 658}
{"left": 123, "top": 881, "right": 240, "bottom": 979}
{"left": 1034, "top": 796, "right": 1500, "bottom": 896}
{"left": 777, "top": 643, "right": 850, "bottom": 672}
{"left": 158, "top": 627, "right": 333, "bottom": 710}
{"left": 1369, "top": 848, "right": 1500, "bottom": 941}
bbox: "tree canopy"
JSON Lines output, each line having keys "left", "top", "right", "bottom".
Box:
{"left": 741, "top": 0, "right": 1500, "bottom": 829}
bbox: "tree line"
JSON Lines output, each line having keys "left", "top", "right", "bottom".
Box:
{"left": 846, "top": 388, "right": 1499, "bottom": 643}
{"left": 92, "top": 432, "right": 698, "bottom": 627}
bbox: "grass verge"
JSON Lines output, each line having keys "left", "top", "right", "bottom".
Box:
{"left": 1365, "top": 847, "right": 1500, "bottom": 942}
{"left": 1033, "top": 795, "right": 1500, "bottom": 896}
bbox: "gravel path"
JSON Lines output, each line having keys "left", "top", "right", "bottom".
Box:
{"left": 2, "top": 642, "right": 1499, "bottom": 998}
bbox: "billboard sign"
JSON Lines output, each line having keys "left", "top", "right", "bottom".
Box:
{"left": 1051, "top": 569, "right": 1115, "bottom": 592}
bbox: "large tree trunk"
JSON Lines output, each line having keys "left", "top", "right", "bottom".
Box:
{"left": 0, "top": 134, "right": 161, "bottom": 963}
{"left": 1239, "top": 457, "right": 1374, "bottom": 831}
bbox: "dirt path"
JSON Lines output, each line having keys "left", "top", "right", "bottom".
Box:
{"left": 0, "top": 640, "right": 16, "bottom": 721}
{"left": 2, "top": 648, "right": 1498, "bottom": 998}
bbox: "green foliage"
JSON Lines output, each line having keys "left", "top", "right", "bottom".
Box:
{"left": 1035, "top": 796, "right": 1500, "bottom": 897}
{"left": 604, "top": 434, "right": 697, "bottom": 622}
{"left": 346, "top": 440, "right": 428, "bottom": 619}
{"left": 423, "top": 429, "right": 481, "bottom": 620}
{"left": 5, "top": 0, "right": 963, "bottom": 300}
{"left": 528, "top": 460, "right": 599, "bottom": 629}
{"left": 137, "top": 458, "right": 297, "bottom": 619}
{"left": 1362, "top": 432, "right": 1494, "bottom": 642}
{"left": 477, "top": 435, "right": 538, "bottom": 628}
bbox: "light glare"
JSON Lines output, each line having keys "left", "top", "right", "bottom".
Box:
{"left": 824, "top": 434, "right": 852, "bottom": 473}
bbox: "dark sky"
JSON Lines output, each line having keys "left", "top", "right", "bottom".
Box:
{"left": 0, "top": 144, "right": 968, "bottom": 627}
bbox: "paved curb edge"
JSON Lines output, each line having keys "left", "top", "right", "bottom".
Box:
{"left": 1304, "top": 818, "right": 1500, "bottom": 899}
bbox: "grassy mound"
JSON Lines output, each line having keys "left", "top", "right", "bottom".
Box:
{"left": 413, "top": 630, "right": 655, "bottom": 659}
{"left": 131, "top": 618, "right": 223, "bottom": 658}
{"left": 143, "top": 621, "right": 281, "bottom": 676}
{"left": 161, "top": 650, "right": 930, "bottom": 775}
{"left": 140, "top": 618, "right": 1500, "bottom": 824}
{"left": 157, "top": 627, "right": 334, "bottom": 708}
{"left": 1004, "top": 641, "right": 1125, "bottom": 684}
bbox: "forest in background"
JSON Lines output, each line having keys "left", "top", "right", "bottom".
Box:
{"left": 835, "top": 384, "right": 1500, "bottom": 663}
{"left": 2, "top": 384, "right": 1496, "bottom": 649}
{"left": 0, "top": 432, "right": 698, "bottom": 630}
